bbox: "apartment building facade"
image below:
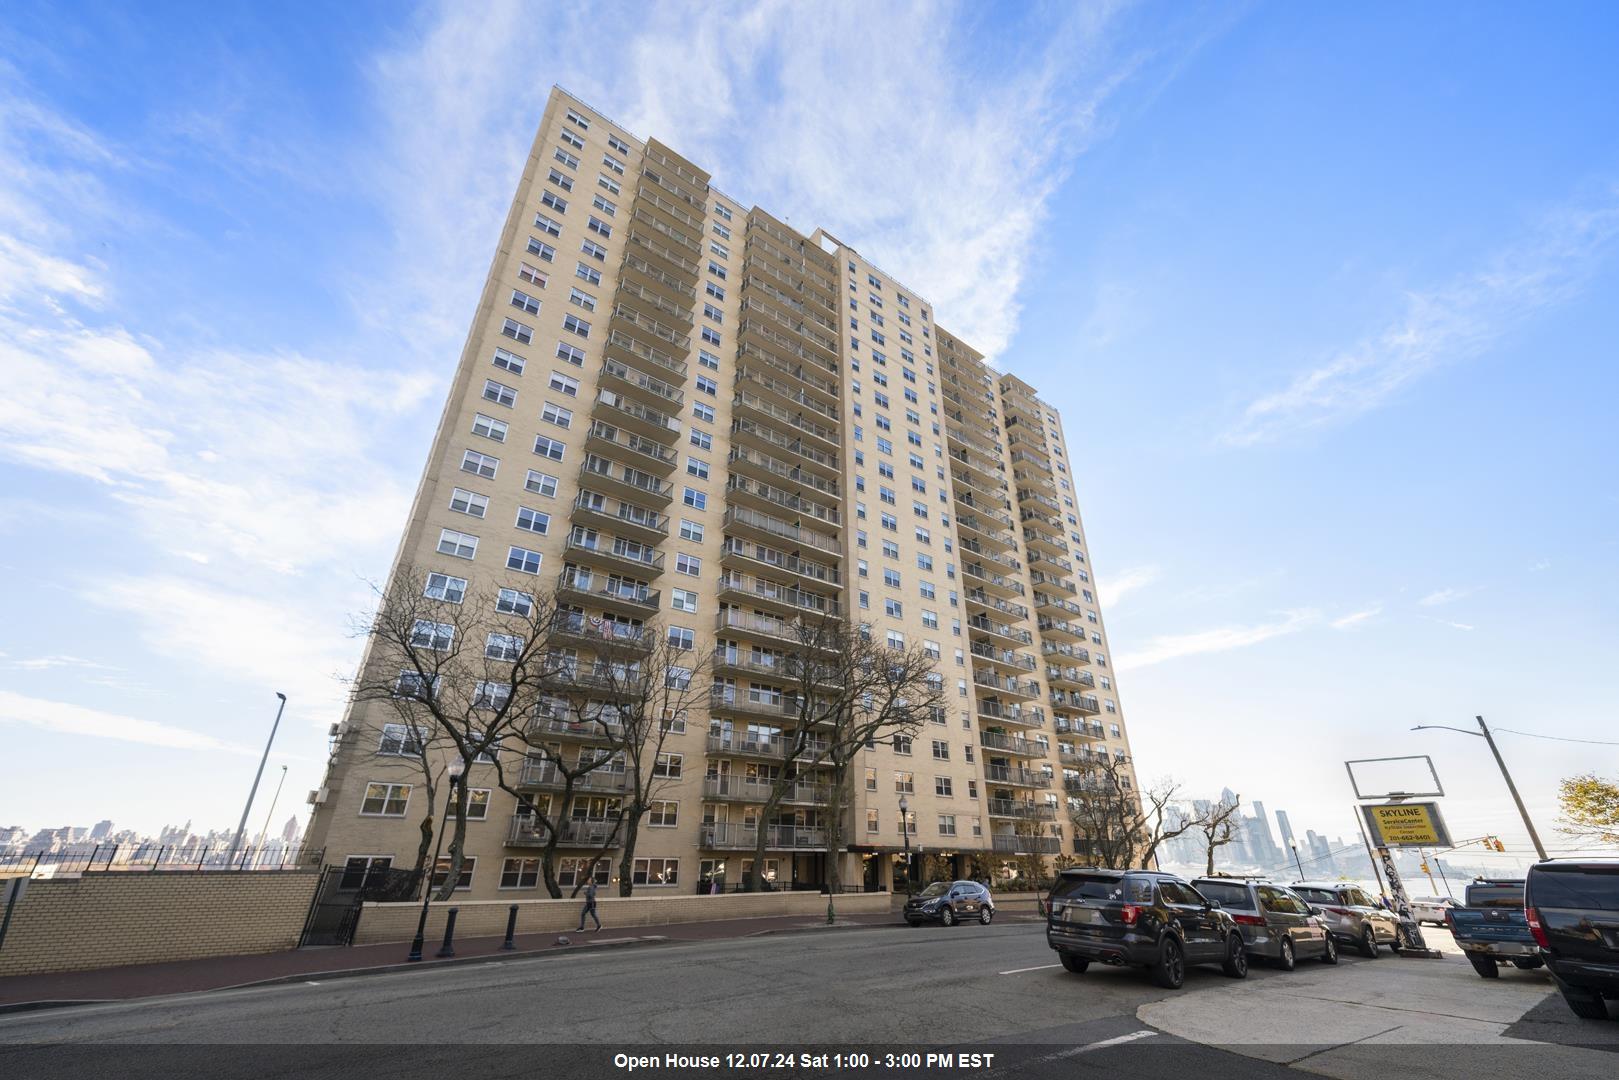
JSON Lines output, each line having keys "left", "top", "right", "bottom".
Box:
{"left": 303, "top": 87, "right": 1138, "bottom": 899}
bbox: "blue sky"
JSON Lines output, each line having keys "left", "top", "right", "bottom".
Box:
{"left": 1, "top": 1, "right": 1615, "bottom": 867}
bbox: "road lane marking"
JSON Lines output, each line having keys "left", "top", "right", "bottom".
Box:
{"left": 1075, "top": 1030, "right": 1157, "bottom": 1053}
{"left": 998, "top": 963, "right": 1062, "bottom": 974}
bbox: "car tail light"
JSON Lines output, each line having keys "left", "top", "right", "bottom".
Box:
{"left": 1120, "top": 904, "right": 1139, "bottom": 925}
{"left": 1444, "top": 908, "right": 1455, "bottom": 929}
{"left": 1233, "top": 913, "right": 1267, "bottom": 927}
{"left": 1325, "top": 906, "right": 1350, "bottom": 916}
{"left": 1526, "top": 906, "right": 1549, "bottom": 948}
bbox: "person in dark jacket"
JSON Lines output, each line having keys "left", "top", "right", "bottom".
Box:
{"left": 577, "top": 878, "right": 602, "bottom": 932}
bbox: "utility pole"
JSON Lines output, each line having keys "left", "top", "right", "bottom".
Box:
{"left": 1475, "top": 716, "right": 1549, "bottom": 861}
{"left": 1354, "top": 809, "right": 1387, "bottom": 896}
{"left": 254, "top": 765, "right": 290, "bottom": 858}
{"left": 228, "top": 693, "right": 287, "bottom": 867}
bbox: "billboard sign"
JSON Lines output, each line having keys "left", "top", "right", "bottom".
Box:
{"left": 1361, "top": 801, "right": 1452, "bottom": 848}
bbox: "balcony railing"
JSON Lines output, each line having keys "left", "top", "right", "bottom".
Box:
{"left": 986, "top": 800, "right": 1057, "bottom": 821}
{"left": 699, "top": 822, "right": 827, "bottom": 850}
{"left": 984, "top": 765, "right": 1052, "bottom": 789}
{"left": 990, "top": 834, "right": 1061, "bottom": 855}
{"left": 702, "top": 775, "right": 828, "bottom": 805}
{"left": 722, "top": 505, "right": 840, "bottom": 555}
{"left": 508, "top": 816, "right": 623, "bottom": 847}
{"left": 728, "top": 446, "right": 840, "bottom": 499}
{"left": 720, "top": 537, "right": 840, "bottom": 586}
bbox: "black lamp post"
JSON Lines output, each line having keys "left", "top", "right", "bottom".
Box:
{"left": 898, "top": 794, "right": 912, "bottom": 896}
{"left": 1289, "top": 839, "right": 1306, "bottom": 880}
{"left": 408, "top": 759, "right": 464, "bottom": 962}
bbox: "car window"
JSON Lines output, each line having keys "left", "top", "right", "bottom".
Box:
{"left": 1258, "top": 886, "right": 1295, "bottom": 913}
{"left": 1159, "top": 881, "right": 1199, "bottom": 905}
{"left": 916, "top": 882, "right": 949, "bottom": 898}
{"left": 1195, "top": 882, "right": 1254, "bottom": 909}
{"left": 1529, "top": 867, "right": 1619, "bottom": 911}
{"left": 1294, "top": 887, "right": 1333, "bottom": 904}
{"left": 1466, "top": 883, "right": 1525, "bottom": 908}
{"left": 1049, "top": 874, "right": 1130, "bottom": 902}
{"left": 1344, "top": 888, "right": 1376, "bottom": 907}
{"left": 1278, "top": 889, "right": 1313, "bottom": 915}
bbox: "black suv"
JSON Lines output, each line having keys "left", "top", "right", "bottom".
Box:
{"left": 1526, "top": 858, "right": 1619, "bottom": 1020}
{"left": 903, "top": 880, "right": 995, "bottom": 926}
{"left": 1046, "top": 868, "right": 1248, "bottom": 989}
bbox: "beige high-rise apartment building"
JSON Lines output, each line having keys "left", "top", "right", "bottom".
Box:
{"left": 304, "top": 87, "right": 1138, "bottom": 898}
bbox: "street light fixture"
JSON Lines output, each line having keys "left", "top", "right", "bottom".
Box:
{"left": 898, "top": 794, "right": 912, "bottom": 896}
{"left": 408, "top": 759, "right": 465, "bottom": 962}
{"left": 227, "top": 692, "right": 287, "bottom": 868}
{"left": 1411, "top": 715, "right": 1548, "bottom": 860}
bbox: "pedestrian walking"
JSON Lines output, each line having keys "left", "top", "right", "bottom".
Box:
{"left": 577, "top": 878, "right": 602, "bottom": 932}
{"left": 709, "top": 877, "right": 720, "bottom": 895}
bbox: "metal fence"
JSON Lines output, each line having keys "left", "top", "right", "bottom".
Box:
{"left": 0, "top": 843, "right": 324, "bottom": 876}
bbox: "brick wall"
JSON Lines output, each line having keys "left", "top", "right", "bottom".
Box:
{"left": 352, "top": 889, "right": 893, "bottom": 945}
{"left": 0, "top": 870, "right": 320, "bottom": 978}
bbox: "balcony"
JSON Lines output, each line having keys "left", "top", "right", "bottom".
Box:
{"left": 699, "top": 822, "right": 827, "bottom": 851}
{"left": 715, "top": 608, "right": 834, "bottom": 651}
{"left": 507, "top": 815, "right": 624, "bottom": 848}
{"left": 1041, "top": 642, "right": 1090, "bottom": 665}
{"left": 1036, "top": 616, "right": 1084, "bottom": 642}
{"left": 739, "top": 341, "right": 840, "bottom": 401}
{"left": 557, "top": 567, "right": 660, "bottom": 614}
{"left": 728, "top": 445, "right": 840, "bottom": 500}
{"left": 718, "top": 571, "right": 840, "bottom": 619}
{"left": 730, "top": 416, "right": 841, "bottom": 476}
{"left": 956, "top": 512, "right": 1019, "bottom": 552}
{"left": 948, "top": 446, "right": 1003, "bottom": 486}
{"left": 548, "top": 613, "right": 651, "bottom": 652}
{"left": 563, "top": 532, "right": 664, "bottom": 573}
{"left": 961, "top": 563, "right": 1025, "bottom": 599}
{"left": 626, "top": 227, "right": 699, "bottom": 278}
{"left": 945, "top": 424, "right": 1001, "bottom": 462}
{"left": 722, "top": 505, "right": 841, "bottom": 556}
{"left": 622, "top": 251, "right": 697, "bottom": 306}
{"left": 1050, "top": 690, "right": 1101, "bottom": 716}
{"left": 578, "top": 455, "right": 673, "bottom": 506}
{"left": 709, "top": 688, "right": 835, "bottom": 725}
{"left": 1009, "top": 450, "right": 1054, "bottom": 476}
{"left": 1030, "top": 572, "right": 1078, "bottom": 597}
{"left": 572, "top": 492, "right": 668, "bottom": 543}
{"left": 959, "top": 541, "right": 1021, "bottom": 577}
{"left": 986, "top": 800, "right": 1057, "bottom": 822}
{"left": 990, "top": 833, "right": 1062, "bottom": 856}
{"left": 517, "top": 759, "right": 631, "bottom": 793}
{"left": 1027, "top": 551, "right": 1074, "bottom": 576}
{"left": 1018, "top": 489, "right": 1061, "bottom": 514}
{"left": 702, "top": 775, "right": 828, "bottom": 806}
{"left": 972, "top": 670, "right": 1041, "bottom": 701}
{"left": 585, "top": 420, "right": 678, "bottom": 474}
{"left": 1054, "top": 717, "right": 1107, "bottom": 739}
{"left": 950, "top": 468, "right": 1003, "bottom": 501}
{"left": 706, "top": 730, "right": 829, "bottom": 762}
{"left": 968, "top": 641, "right": 1037, "bottom": 674}
{"left": 614, "top": 281, "right": 694, "bottom": 332}
{"left": 976, "top": 700, "right": 1045, "bottom": 729}
{"left": 726, "top": 474, "right": 841, "bottom": 530}
{"left": 965, "top": 590, "right": 1030, "bottom": 622}
{"left": 1023, "top": 528, "right": 1069, "bottom": 557}
{"left": 601, "top": 357, "right": 685, "bottom": 410}
{"left": 979, "top": 731, "right": 1043, "bottom": 757}
{"left": 524, "top": 714, "right": 624, "bottom": 744}
{"left": 1046, "top": 666, "right": 1096, "bottom": 692}
{"left": 984, "top": 765, "right": 1052, "bottom": 790}
{"left": 720, "top": 537, "right": 840, "bottom": 587}
{"left": 1013, "top": 469, "right": 1057, "bottom": 496}
{"left": 594, "top": 388, "right": 681, "bottom": 443}
{"left": 605, "top": 323, "right": 689, "bottom": 379}
{"left": 967, "top": 615, "right": 1033, "bottom": 648}
{"left": 1058, "top": 748, "right": 1088, "bottom": 766}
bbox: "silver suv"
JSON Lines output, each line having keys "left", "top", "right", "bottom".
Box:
{"left": 1292, "top": 881, "right": 1400, "bottom": 957}
{"left": 1191, "top": 877, "right": 1338, "bottom": 970}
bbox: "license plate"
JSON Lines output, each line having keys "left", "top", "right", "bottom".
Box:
{"left": 1066, "top": 906, "right": 1095, "bottom": 924}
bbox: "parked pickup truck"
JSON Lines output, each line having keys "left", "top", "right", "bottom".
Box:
{"left": 1446, "top": 878, "right": 1544, "bottom": 979}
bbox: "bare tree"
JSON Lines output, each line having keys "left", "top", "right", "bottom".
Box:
{"left": 1198, "top": 793, "right": 1244, "bottom": 875}
{"left": 348, "top": 566, "right": 569, "bottom": 899}
{"left": 1066, "top": 753, "right": 1196, "bottom": 869}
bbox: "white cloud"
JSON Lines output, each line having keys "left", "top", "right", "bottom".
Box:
{"left": 1224, "top": 187, "right": 1619, "bottom": 445}
{"left": 1422, "top": 616, "right": 1476, "bottom": 632}
{"left": 1418, "top": 586, "right": 1477, "bottom": 607}
{"left": 0, "top": 689, "right": 252, "bottom": 753}
{"left": 1529, "top": 559, "right": 1551, "bottom": 572}
{"left": 1101, "top": 565, "right": 1161, "bottom": 608}
{"left": 1117, "top": 609, "right": 1318, "bottom": 669}
{"left": 362, "top": 0, "right": 1158, "bottom": 362}
{"left": 4, "top": 654, "right": 108, "bottom": 671}
{"left": 1330, "top": 605, "right": 1382, "bottom": 630}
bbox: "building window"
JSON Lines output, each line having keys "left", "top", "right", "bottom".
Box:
{"left": 548, "top": 371, "right": 580, "bottom": 396}
{"left": 671, "top": 589, "right": 698, "bottom": 612}
{"left": 493, "top": 539, "right": 543, "bottom": 575}
{"left": 937, "top": 815, "right": 957, "bottom": 837}
{"left": 648, "top": 801, "right": 679, "bottom": 827}
{"left": 493, "top": 348, "right": 526, "bottom": 375}
{"left": 866, "top": 809, "right": 880, "bottom": 833}
{"left": 894, "top": 771, "right": 914, "bottom": 794}
{"left": 472, "top": 414, "right": 508, "bottom": 442}
{"left": 436, "top": 529, "right": 478, "bottom": 560}
{"left": 632, "top": 857, "right": 679, "bottom": 886}
{"left": 510, "top": 288, "right": 541, "bottom": 315}
{"left": 563, "top": 314, "right": 591, "bottom": 337}
{"left": 653, "top": 753, "right": 682, "bottom": 778}
{"left": 377, "top": 723, "right": 423, "bottom": 757}
{"left": 360, "top": 782, "right": 410, "bottom": 816}
{"left": 424, "top": 572, "right": 467, "bottom": 603}
{"left": 668, "top": 626, "right": 695, "bottom": 650}
{"left": 501, "top": 318, "right": 533, "bottom": 345}
{"left": 679, "top": 519, "right": 703, "bottom": 542}
{"left": 525, "top": 470, "right": 558, "bottom": 497}
{"left": 675, "top": 554, "right": 701, "bottom": 576}
{"left": 515, "top": 506, "right": 550, "bottom": 534}
{"left": 485, "top": 632, "right": 523, "bottom": 661}
{"left": 556, "top": 342, "right": 586, "bottom": 366}
{"left": 496, "top": 588, "right": 534, "bottom": 616}
{"left": 527, "top": 237, "right": 555, "bottom": 261}
{"left": 500, "top": 857, "right": 540, "bottom": 889}
{"left": 483, "top": 379, "right": 517, "bottom": 408}
{"left": 430, "top": 855, "right": 476, "bottom": 891}
{"left": 541, "top": 402, "right": 573, "bottom": 428}
{"left": 533, "top": 435, "right": 566, "bottom": 461}
{"left": 932, "top": 740, "right": 949, "bottom": 760}
{"left": 449, "top": 488, "right": 488, "bottom": 517}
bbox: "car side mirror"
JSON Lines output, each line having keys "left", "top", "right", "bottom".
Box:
{"left": 1206, "top": 898, "right": 1221, "bottom": 909}
{"left": 1309, "top": 906, "right": 1324, "bottom": 917}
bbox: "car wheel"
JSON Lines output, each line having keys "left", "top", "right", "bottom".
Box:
{"left": 1466, "top": 951, "right": 1500, "bottom": 979}
{"left": 1277, "top": 936, "right": 1296, "bottom": 972}
{"left": 940, "top": 906, "right": 956, "bottom": 927}
{"left": 1321, "top": 934, "right": 1338, "bottom": 965}
{"left": 1060, "top": 953, "right": 1089, "bottom": 974}
{"left": 1560, "top": 985, "right": 1609, "bottom": 1020}
{"left": 1152, "top": 936, "right": 1186, "bottom": 989}
{"left": 1222, "top": 933, "right": 1249, "bottom": 979}
{"left": 1361, "top": 926, "right": 1380, "bottom": 959}
{"left": 979, "top": 906, "right": 993, "bottom": 925}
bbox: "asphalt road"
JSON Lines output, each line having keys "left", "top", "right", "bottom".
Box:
{"left": 0, "top": 920, "right": 1612, "bottom": 1080}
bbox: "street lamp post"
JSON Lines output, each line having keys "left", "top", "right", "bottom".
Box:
{"left": 227, "top": 692, "right": 287, "bottom": 868}
{"left": 408, "top": 761, "right": 464, "bottom": 962}
{"left": 1412, "top": 715, "right": 1549, "bottom": 860}
{"left": 898, "top": 794, "right": 912, "bottom": 896}
{"left": 1288, "top": 839, "right": 1306, "bottom": 880}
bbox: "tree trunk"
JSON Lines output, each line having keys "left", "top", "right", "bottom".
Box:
{"left": 822, "top": 766, "right": 849, "bottom": 896}
{"left": 411, "top": 808, "right": 435, "bottom": 885}
{"left": 1205, "top": 836, "right": 1216, "bottom": 876}
{"left": 617, "top": 810, "right": 641, "bottom": 897}
{"left": 435, "top": 779, "right": 471, "bottom": 901}
{"left": 749, "top": 783, "right": 790, "bottom": 892}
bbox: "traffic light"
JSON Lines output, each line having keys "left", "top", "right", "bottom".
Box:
{"left": 1420, "top": 861, "right": 1431, "bottom": 874}
{"left": 1493, "top": 837, "right": 1506, "bottom": 852}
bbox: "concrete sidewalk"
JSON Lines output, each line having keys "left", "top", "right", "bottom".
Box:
{"left": 0, "top": 910, "right": 905, "bottom": 1011}
{"left": 1136, "top": 927, "right": 1618, "bottom": 1079}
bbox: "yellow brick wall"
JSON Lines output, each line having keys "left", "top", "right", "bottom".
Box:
{"left": 352, "top": 889, "right": 892, "bottom": 945}
{"left": 0, "top": 871, "right": 320, "bottom": 978}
